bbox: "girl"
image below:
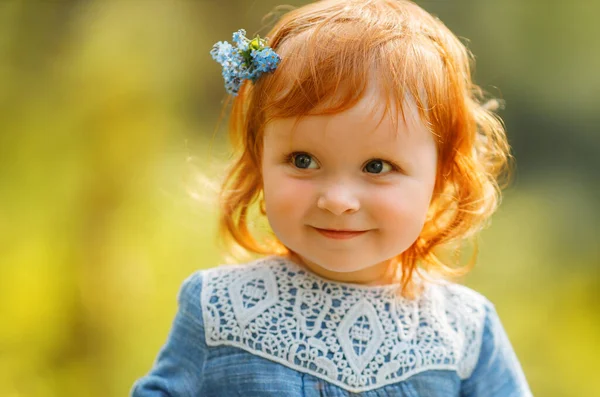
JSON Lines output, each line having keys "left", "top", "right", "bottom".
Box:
{"left": 132, "top": 0, "right": 532, "bottom": 395}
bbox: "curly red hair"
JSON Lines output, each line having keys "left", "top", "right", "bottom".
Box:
{"left": 217, "top": 0, "right": 511, "bottom": 298}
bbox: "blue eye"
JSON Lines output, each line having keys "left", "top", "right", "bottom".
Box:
{"left": 364, "top": 159, "right": 394, "bottom": 174}
{"left": 290, "top": 153, "right": 318, "bottom": 169}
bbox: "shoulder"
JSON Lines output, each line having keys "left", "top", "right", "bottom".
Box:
{"left": 200, "top": 256, "right": 285, "bottom": 299}
{"left": 191, "top": 257, "right": 281, "bottom": 331}
{"left": 421, "top": 273, "right": 491, "bottom": 304}
{"left": 177, "top": 269, "right": 204, "bottom": 304}
{"left": 178, "top": 257, "right": 271, "bottom": 302}
{"left": 420, "top": 275, "right": 495, "bottom": 320}
{"left": 417, "top": 277, "right": 496, "bottom": 378}
{"left": 435, "top": 283, "right": 533, "bottom": 395}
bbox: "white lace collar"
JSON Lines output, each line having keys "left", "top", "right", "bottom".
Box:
{"left": 201, "top": 256, "right": 486, "bottom": 393}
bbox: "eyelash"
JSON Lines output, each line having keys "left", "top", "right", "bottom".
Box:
{"left": 284, "top": 152, "right": 401, "bottom": 174}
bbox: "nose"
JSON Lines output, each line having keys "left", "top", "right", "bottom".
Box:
{"left": 317, "top": 184, "right": 360, "bottom": 215}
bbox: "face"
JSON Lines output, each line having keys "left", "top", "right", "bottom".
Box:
{"left": 261, "top": 84, "right": 438, "bottom": 285}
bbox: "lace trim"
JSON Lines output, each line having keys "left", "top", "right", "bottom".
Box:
{"left": 201, "top": 257, "right": 486, "bottom": 393}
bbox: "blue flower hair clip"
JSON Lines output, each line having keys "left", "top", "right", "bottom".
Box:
{"left": 210, "top": 29, "right": 281, "bottom": 96}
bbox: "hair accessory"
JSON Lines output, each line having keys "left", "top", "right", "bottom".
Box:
{"left": 210, "top": 29, "right": 281, "bottom": 96}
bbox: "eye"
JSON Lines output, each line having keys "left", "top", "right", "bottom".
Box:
{"left": 289, "top": 152, "right": 318, "bottom": 169}
{"left": 364, "top": 159, "right": 395, "bottom": 174}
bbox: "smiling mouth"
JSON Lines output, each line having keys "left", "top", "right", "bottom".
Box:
{"left": 313, "top": 227, "right": 369, "bottom": 240}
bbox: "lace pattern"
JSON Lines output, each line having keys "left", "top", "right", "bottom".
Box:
{"left": 201, "top": 257, "right": 487, "bottom": 393}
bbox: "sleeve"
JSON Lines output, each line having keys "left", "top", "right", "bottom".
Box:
{"left": 130, "top": 271, "right": 207, "bottom": 397}
{"left": 460, "top": 300, "right": 533, "bottom": 397}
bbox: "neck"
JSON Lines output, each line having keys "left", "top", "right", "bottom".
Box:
{"left": 286, "top": 252, "right": 399, "bottom": 286}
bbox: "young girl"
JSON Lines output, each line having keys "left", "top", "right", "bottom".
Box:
{"left": 132, "top": 0, "right": 532, "bottom": 395}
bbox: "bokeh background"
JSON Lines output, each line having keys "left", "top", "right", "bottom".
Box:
{"left": 1, "top": 0, "right": 598, "bottom": 396}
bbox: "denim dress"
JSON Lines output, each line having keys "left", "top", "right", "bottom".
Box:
{"left": 131, "top": 256, "right": 532, "bottom": 396}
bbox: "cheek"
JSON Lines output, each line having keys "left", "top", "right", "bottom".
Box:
{"left": 263, "top": 174, "right": 316, "bottom": 218}
{"left": 373, "top": 183, "right": 432, "bottom": 227}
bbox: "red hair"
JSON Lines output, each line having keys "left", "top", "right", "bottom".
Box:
{"left": 217, "top": 0, "right": 511, "bottom": 298}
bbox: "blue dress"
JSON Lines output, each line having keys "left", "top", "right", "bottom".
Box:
{"left": 131, "top": 256, "right": 532, "bottom": 396}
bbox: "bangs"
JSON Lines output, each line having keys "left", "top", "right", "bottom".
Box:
{"left": 253, "top": 0, "right": 456, "bottom": 132}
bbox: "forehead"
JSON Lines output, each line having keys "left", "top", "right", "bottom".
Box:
{"left": 264, "top": 84, "right": 431, "bottom": 148}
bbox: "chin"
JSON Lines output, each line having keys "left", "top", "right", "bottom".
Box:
{"left": 307, "top": 253, "right": 376, "bottom": 273}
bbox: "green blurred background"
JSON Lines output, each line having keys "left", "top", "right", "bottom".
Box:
{"left": 1, "top": 1, "right": 598, "bottom": 396}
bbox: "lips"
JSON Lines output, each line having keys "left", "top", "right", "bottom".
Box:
{"left": 313, "top": 227, "right": 368, "bottom": 240}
